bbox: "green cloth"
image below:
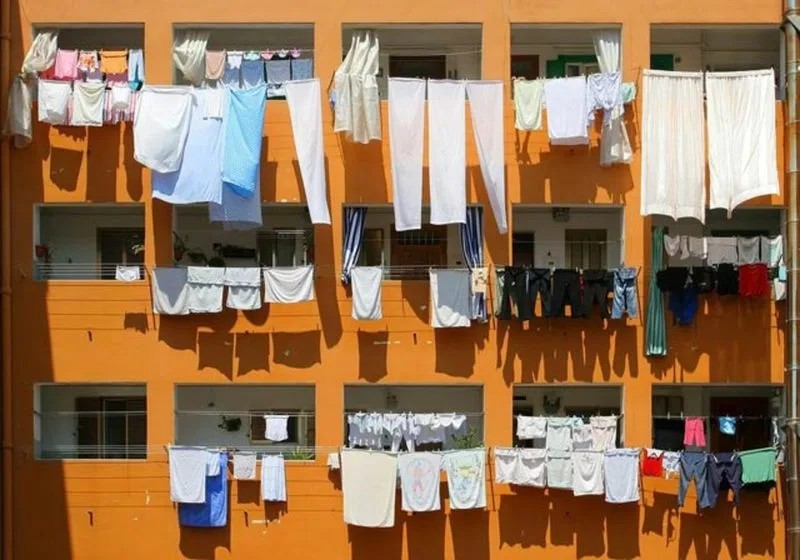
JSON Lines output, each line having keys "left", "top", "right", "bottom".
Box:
{"left": 739, "top": 448, "right": 777, "bottom": 484}
{"left": 645, "top": 227, "right": 668, "bottom": 356}
{"left": 621, "top": 82, "right": 637, "bottom": 104}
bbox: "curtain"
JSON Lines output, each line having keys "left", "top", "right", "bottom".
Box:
{"left": 645, "top": 227, "right": 668, "bottom": 357}
{"left": 640, "top": 70, "right": 706, "bottom": 223}
{"left": 342, "top": 207, "right": 367, "bottom": 283}
{"left": 592, "top": 31, "right": 632, "bottom": 166}
{"left": 459, "top": 206, "right": 487, "bottom": 322}
{"left": 333, "top": 31, "right": 381, "bottom": 144}
{"left": 173, "top": 31, "right": 209, "bottom": 85}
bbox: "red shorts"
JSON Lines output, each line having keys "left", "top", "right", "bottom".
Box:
{"left": 642, "top": 452, "right": 663, "bottom": 477}
{"left": 739, "top": 263, "right": 769, "bottom": 297}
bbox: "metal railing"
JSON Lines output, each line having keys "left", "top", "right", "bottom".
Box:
{"left": 33, "top": 262, "right": 144, "bottom": 281}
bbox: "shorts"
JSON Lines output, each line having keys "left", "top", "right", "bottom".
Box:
{"left": 739, "top": 263, "right": 769, "bottom": 297}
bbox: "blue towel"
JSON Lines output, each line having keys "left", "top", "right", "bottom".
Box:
{"left": 291, "top": 58, "right": 313, "bottom": 80}
{"left": 152, "top": 90, "right": 224, "bottom": 204}
{"left": 221, "top": 84, "right": 266, "bottom": 197}
{"left": 266, "top": 59, "right": 290, "bottom": 98}
{"left": 178, "top": 453, "right": 228, "bottom": 527}
{"left": 241, "top": 60, "right": 265, "bottom": 89}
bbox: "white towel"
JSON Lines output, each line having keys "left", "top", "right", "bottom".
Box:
{"left": 70, "top": 82, "right": 105, "bottom": 127}
{"left": 398, "top": 452, "right": 442, "bottom": 512}
{"left": 388, "top": 78, "right": 426, "bottom": 231}
{"left": 707, "top": 70, "right": 779, "bottom": 216}
{"left": 37, "top": 79, "right": 71, "bottom": 125}
{"left": 688, "top": 237, "right": 707, "bottom": 260}
{"left": 186, "top": 267, "right": 224, "bottom": 313}
{"left": 341, "top": 449, "right": 398, "bottom": 527}
{"left": 428, "top": 80, "right": 466, "bottom": 225}
{"left": 134, "top": 86, "right": 193, "bottom": 173}
{"left": 6, "top": 77, "right": 33, "bottom": 146}
{"left": 223, "top": 267, "right": 262, "bottom": 310}
{"left": 351, "top": 266, "right": 382, "bottom": 320}
{"left": 115, "top": 265, "right": 140, "bottom": 282}
{"left": 640, "top": 70, "right": 706, "bottom": 222}
{"left": 151, "top": 267, "right": 190, "bottom": 315}
{"left": 168, "top": 446, "right": 207, "bottom": 504}
{"left": 514, "top": 79, "right": 544, "bottom": 131}
{"left": 284, "top": 79, "right": 331, "bottom": 225}
{"left": 466, "top": 81, "right": 508, "bottom": 234}
{"left": 443, "top": 449, "right": 486, "bottom": 510}
{"left": 264, "top": 415, "right": 289, "bottom": 442}
{"left": 761, "top": 235, "right": 783, "bottom": 267}
{"left": 203, "top": 87, "right": 226, "bottom": 119}
{"left": 543, "top": 76, "right": 589, "bottom": 145}
{"left": 263, "top": 266, "right": 315, "bottom": 303}
{"left": 516, "top": 415, "right": 547, "bottom": 440}
{"left": 261, "top": 455, "right": 287, "bottom": 502}
{"left": 429, "top": 269, "right": 471, "bottom": 328}
{"left": 706, "top": 237, "right": 738, "bottom": 265}
{"left": 572, "top": 450, "right": 605, "bottom": 496}
{"left": 152, "top": 90, "right": 224, "bottom": 205}
{"left": 737, "top": 237, "right": 761, "bottom": 265}
{"left": 205, "top": 450, "right": 221, "bottom": 476}
{"left": 110, "top": 84, "right": 131, "bottom": 110}
{"left": 233, "top": 452, "right": 257, "bottom": 480}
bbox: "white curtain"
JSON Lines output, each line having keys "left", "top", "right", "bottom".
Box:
{"left": 466, "top": 81, "right": 507, "bottom": 233}
{"left": 333, "top": 31, "right": 381, "bottom": 144}
{"left": 428, "top": 80, "right": 466, "bottom": 225}
{"left": 173, "top": 31, "right": 209, "bottom": 85}
{"left": 388, "top": 78, "right": 426, "bottom": 231}
{"left": 22, "top": 30, "right": 58, "bottom": 74}
{"left": 706, "top": 69, "right": 779, "bottom": 216}
{"left": 592, "top": 31, "right": 632, "bottom": 165}
{"left": 640, "top": 70, "right": 706, "bottom": 223}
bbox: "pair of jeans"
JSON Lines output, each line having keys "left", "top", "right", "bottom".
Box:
{"left": 611, "top": 267, "right": 638, "bottom": 319}
{"left": 583, "top": 269, "right": 611, "bottom": 318}
{"left": 679, "top": 451, "right": 712, "bottom": 508}
{"left": 497, "top": 266, "right": 532, "bottom": 320}
{"left": 668, "top": 284, "right": 699, "bottom": 326}
{"left": 706, "top": 452, "right": 742, "bottom": 507}
{"left": 550, "top": 269, "right": 584, "bottom": 317}
{"left": 528, "top": 268, "right": 551, "bottom": 318}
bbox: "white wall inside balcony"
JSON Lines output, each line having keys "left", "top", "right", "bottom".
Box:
{"left": 37, "top": 204, "right": 145, "bottom": 265}
{"left": 35, "top": 383, "right": 146, "bottom": 454}
{"left": 512, "top": 384, "right": 622, "bottom": 415}
{"left": 653, "top": 384, "right": 784, "bottom": 416}
{"left": 512, "top": 206, "right": 624, "bottom": 269}
{"left": 174, "top": 204, "right": 311, "bottom": 267}
{"left": 174, "top": 384, "right": 315, "bottom": 448}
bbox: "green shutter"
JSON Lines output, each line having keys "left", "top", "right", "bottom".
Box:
{"left": 650, "top": 54, "right": 675, "bottom": 71}
{"left": 546, "top": 58, "right": 565, "bottom": 78}
{"left": 545, "top": 54, "right": 600, "bottom": 78}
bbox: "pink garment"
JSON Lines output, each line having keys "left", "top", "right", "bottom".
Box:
{"left": 53, "top": 49, "right": 79, "bottom": 80}
{"left": 683, "top": 417, "right": 706, "bottom": 447}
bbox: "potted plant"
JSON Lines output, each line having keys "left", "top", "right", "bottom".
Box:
{"left": 217, "top": 416, "right": 242, "bottom": 432}
{"left": 173, "top": 232, "right": 188, "bottom": 263}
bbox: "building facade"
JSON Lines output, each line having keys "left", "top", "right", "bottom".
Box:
{"left": 2, "top": 0, "right": 790, "bottom": 558}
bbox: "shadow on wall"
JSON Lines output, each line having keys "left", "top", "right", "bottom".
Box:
{"left": 341, "top": 138, "right": 389, "bottom": 203}
{"left": 496, "top": 319, "right": 639, "bottom": 384}
{"left": 357, "top": 330, "right": 389, "bottom": 382}
{"left": 434, "top": 325, "right": 490, "bottom": 378}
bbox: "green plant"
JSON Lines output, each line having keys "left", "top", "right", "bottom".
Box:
{"left": 217, "top": 416, "right": 242, "bottom": 432}
{"left": 285, "top": 447, "right": 314, "bottom": 461}
{"left": 451, "top": 427, "right": 482, "bottom": 450}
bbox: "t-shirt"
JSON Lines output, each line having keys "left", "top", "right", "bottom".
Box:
{"left": 739, "top": 448, "right": 777, "bottom": 484}
{"left": 442, "top": 449, "right": 486, "bottom": 510}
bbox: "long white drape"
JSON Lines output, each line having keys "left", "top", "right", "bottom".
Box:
{"left": 428, "top": 80, "right": 466, "bottom": 225}
{"left": 388, "top": 78, "right": 426, "bottom": 231}
{"left": 333, "top": 31, "right": 381, "bottom": 144}
{"left": 592, "top": 31, "right": 632, "bottom": 165}
{"left": 466, "top": 81, "right": 508, "bottom": 233}
{"left": 706, "top": 69, "right": 779, "bottom": 216}
{"left": 22, "top": 30, "right": 58, "bottom": 74}
{"left": 173, "top": 31, "right": 209, "bottom": 85}
{"left": 640, "top": 70, "right": 706, "bottom": 223}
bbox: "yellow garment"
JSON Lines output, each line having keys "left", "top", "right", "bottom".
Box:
{"left": 100, "top": 50, "right": 128, "bottom": 74}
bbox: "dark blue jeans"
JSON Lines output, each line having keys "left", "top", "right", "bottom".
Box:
{"left": 679, "top": 451, "right": 713, "bottom": 508}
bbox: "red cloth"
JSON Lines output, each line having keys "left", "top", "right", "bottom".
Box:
{"left": 642, "top": 452, "right": 664, "bottom": 477}
{"left": 738, "top": 263, "right": 769, "bottom": 297}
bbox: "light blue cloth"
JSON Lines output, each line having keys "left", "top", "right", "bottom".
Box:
{"left": 221, "top": 63, "right": 240, "bottom": 88}
{"left": 291, "top": 58, "right": 313, "bottom": 80}
{"left": 719, "top": 416, "right": 737, "bottom": 436}
{"left": 152, "top": 89, "right": 224, "bottom": 204}
{"left": 779, "top": 265, "right": 787, "bottom": 282}
{"left": 178, "top": 453, "right": 228, "bottom": 527}
{"left": 266, "top": 59, "right": 290, "bottom": 98}
{"left": 208, "top": 178, "right": 263, "bottom": 231}
{"left": 221, "top": 84, "right": 266, "bottom": 198}
{"left": 241, "top": 60, "right": 265, "bottom": 88}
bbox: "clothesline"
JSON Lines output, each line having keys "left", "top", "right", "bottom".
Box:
{"left": 345, "top": 411, "right": 484, "bottom": 417}
{"left": 652, "top": 414, "right": 781, "bottom": 421}
{"left": 174, "top": 410, "right": 317, "bottom": 418}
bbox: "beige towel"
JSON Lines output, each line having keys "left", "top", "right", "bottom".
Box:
{"left": 100, "top": 49, "right": 128, "bottom": 74}
{"left": 205, "top": 50, "right": 226, "bottom": 80}
{"left": 341, "top": 449, "right": 397, "bottom": 527}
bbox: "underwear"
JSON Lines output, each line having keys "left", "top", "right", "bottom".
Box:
{"left": 716, "top": 263, "right": 739, "bottom": 296}
{"left": 205, "top": 50, "right": 226, "bottom": 80}
{"left": 551, "top": 269, "right": 584, "bottom": 318}
{"left": 583, "top": 269, "right": 610, "bottom": 318}
{"left": 738, "top": 263, "right": 769, "bottom": 297}
{"left": 100, "top": 49, "right": 128, "bottom": 75}
{"left": 53, "top": 49, "right": 78, "bottom": 80}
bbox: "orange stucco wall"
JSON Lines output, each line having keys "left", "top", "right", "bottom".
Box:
{"left": 5, "top": 0, "right": 790, "bottom": 558}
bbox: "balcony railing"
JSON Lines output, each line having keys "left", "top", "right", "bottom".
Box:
{"left": 33, "top": 263, "right": 144, "bottom": 281}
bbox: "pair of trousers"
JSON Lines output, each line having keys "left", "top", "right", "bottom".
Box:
{"left": 497, "top": 266, "right": 532, "bottom": 320}
{"left": 550, "top": 269, "right": 584, "bottom": 317}
{"left": 705, "top": 452, "right": 742, "bottom": 508}
{"left": 679, "top": 451, "right": 712, "bottom": 508}
{"left": 583, "top": 269, "right": 610, "bottom": 318}
{"left": 611, "top": 267, "right": 638, "bottom": 319}
{"left": 528, "top": 268, "right": 551, "bottom": 318}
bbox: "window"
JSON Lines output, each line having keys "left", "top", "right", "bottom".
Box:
{"left": 565, "top": 60, "right": 600, "bottom": 77}
{"left": 510, "top": 54, "right": 539, "bottom": 80}
{"left": 391, "top": 226, "right": 448, "bottom": 278}
{"left": 46, "top": 25, "right": 144, "bottom": 50}
{"left": 35, "top": 384, "right": 147, "bottom": 460}
{"left": 512, "top": 232, "right": 535, "bottom": 266}
{"left": 358, "top": 228, "right": 385, "bottom": 266}
{"left": 344, "top": 385, "right": 484, "bottom": 451}
{"left": 174, "top": 385, "right": 315, "bottom": 457}
{"left": 565, "top": 229, "right": 607, "bottom": 270}
{"left": 35, "top": 204, "right": 146, "bottom": 280}
{"left": 389, "top": 55, "right": 446, "bottom": 79}
{"left": 257, "top": 229, "right": 313, "bottom": 267}
{"left": 97, "top": 228, "right": 144, "bottom": 279}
